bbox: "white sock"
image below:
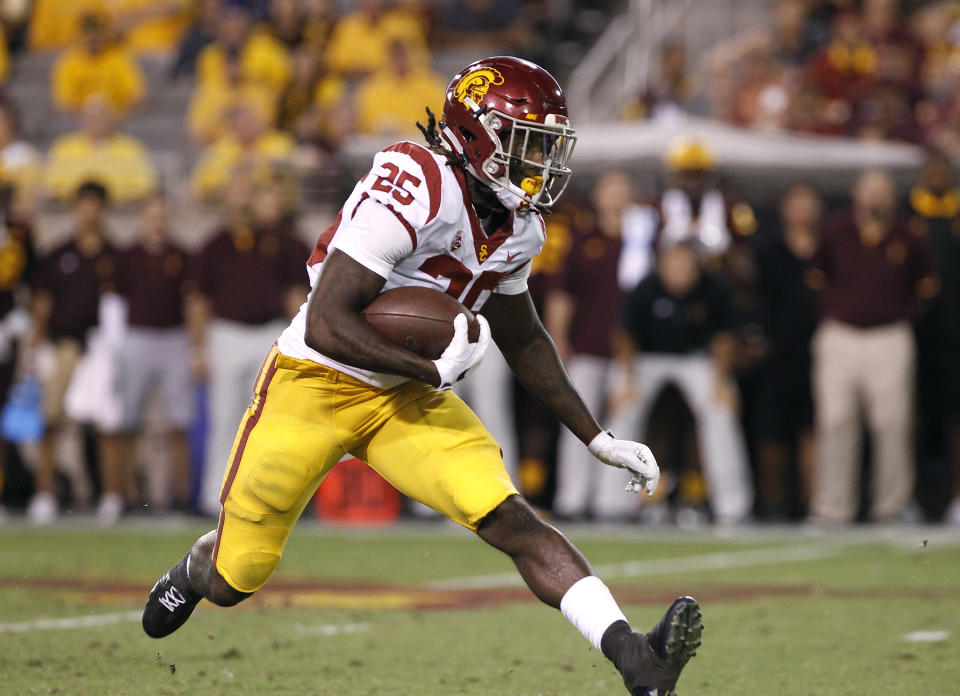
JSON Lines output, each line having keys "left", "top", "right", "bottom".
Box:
{"left": 560, "top": 576, "right": 628, "bottom": 652}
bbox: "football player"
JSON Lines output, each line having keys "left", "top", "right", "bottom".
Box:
{"left": 142, "top": 56, "right": 702, "bottom": 695}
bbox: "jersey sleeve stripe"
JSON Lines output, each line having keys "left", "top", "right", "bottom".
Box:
{"left": 384, "top": 141, "right": 442, "bottom": 224}
{"left": 383, "top": 201, "right": 418, "bottom": 249}
{"left": 308, "top": 207, "right": 344, "bottom": 265}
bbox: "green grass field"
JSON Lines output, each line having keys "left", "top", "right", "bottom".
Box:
{"left": 1, "top": 519, "right": 958, "bottom": 695}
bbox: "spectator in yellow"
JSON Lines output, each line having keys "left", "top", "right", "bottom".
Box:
{"left": 44, "top": 95, "right": 158, "bottom": 204}
{"left": 112, "top": 0, "right": 190, "bottom": 56}
{"left": 354, "top": 40, "right": 445, "bottom": 135}
{"left": 196, "top": 3, "right": 291, "bottom": 95}
{"left": 277, "top": 45, "right": 346, "bottom": 136}
{"left": 30, "top": 0, "right": 188, "bottom": 54}
{"left": 0, "top": 99, "right": 42, "bottom": 216}
{"left": 189, "top": 100, "right": 296, "bottom": 202}
{"left": 52, "top": 13, "right": 146, "bottom": 116}
{"left": 187, "top": 48, "right": 277, "bottom": 144}
{"left": 324, "top": 0, "right": 429, "bottom": 78}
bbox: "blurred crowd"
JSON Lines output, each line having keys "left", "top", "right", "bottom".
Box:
{"left": 520, "top": 139, "right": 960, "bottom": 529}
{"left": 0, "top": 0, "right": 956, "bottom": 529}
{"left": 629, "top": 0, "right": 960, "bottom": 152}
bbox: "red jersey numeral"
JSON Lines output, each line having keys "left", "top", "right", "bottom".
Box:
{"left": 371, "top": 162, "right": 422, "bottom": 206}
{"left": 418, "top": 255, "right": 505, "bottom": 310}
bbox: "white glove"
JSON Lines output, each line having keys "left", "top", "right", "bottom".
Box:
{"left": 433, "top": 313, "right": 491, "bottom": 390}
{"left": 587, "top": 430, "right": 660, "bottom": 497}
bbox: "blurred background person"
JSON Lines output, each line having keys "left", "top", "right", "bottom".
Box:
{"left": 353, "top": 39, "right": 445, "bottom": 136}
{"left": 190, "top": 172, "right": 309, "bottom": 516}
{"left": 189, "top": 99, "right": 295, "bottom": 202}
{"left": 43, "top": 95, "right": 158, "bottom": 205}
{"left": 194, "top": 1, "right": 291, "bottom": 96}
{"left": 51, "top": 12, "right": 145, "bottom": 117}
{"left": 611, "top": 238, "right": 754, "bottom": 525}
{"left": 0, "top": 98, "right": 42, "bottom": 218}
{"left": 323, "top": 0, "right": 428, "bottom": 80}
{"left": 547, "top": 171, "right": 634, "bottom": 521}
{"left": 26, "top": 181, "right": 117, "bottom": 524}
{"left": 807, "top": 169, "right": 937, "bottom": 524}
{"left": 752, "top": 184, "right": 822, "bottom": 520}
{"left": 906, "top": 148, "right": 960, "bottom": 524}
{"left": 100, "top": 194, "right": 195, "bottom": 519}
{"left": 0, "top": 183, "right": 35, "bottom": 521}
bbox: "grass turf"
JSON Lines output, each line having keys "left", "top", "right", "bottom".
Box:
{"left": 1, "top": 521, "right": 958, "bottom": 695}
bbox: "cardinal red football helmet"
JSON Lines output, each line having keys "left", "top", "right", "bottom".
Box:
{"left": 440, "top": 56, "right": 576, "bottom": 211}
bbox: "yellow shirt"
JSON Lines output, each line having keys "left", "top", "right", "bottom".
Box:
{"left": 30, "top": 0, "right": 188, "bottom": 53}
{"left": 324, "top": 10, "right": 429, "bottom": 77}
{"left": 52, "top": 44, "right": 146, "bottom": 115}
{"left": 354, "top": 67, "right": 445, "bottom": 136}
{"left": 189, "top": 131, "right": 296, "bottom": 200}
{"left": 0, "top": 141, "right": 42, "bottom": 214}
{"left": 196, "top": 33, "right": 292, "bottom": 94}
{"left": 44, "top": 132, "right": 158, "bottom": 203}
{"left": 0, "top": 26, "right": 9, "bottom": 84}
{"left": 187, "top": 82, "right": 277, "bottom": 143}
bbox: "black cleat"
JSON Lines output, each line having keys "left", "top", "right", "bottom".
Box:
{"left": 142, "top": 552, "right": 203, "bottom": 638}
{"left": 602, "top": 596, "right": 704, "bottom": 696}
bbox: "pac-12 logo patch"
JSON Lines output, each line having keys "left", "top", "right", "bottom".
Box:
{"left": 454, "top": 67, "right": 504, "bottom": 106}
{"left": 450, "top": 230, "right": 463, "bottom": 252}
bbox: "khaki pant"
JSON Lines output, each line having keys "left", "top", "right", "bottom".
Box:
{"left": 811, "top": 320, "right": 915, "bottom": 522}
{"left": 42, "top": 339, "right": 82, "bottom": 426}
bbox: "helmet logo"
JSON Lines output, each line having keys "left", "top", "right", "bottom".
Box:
{"left": 454, "top": 67, "right": 504, "bottom": 106}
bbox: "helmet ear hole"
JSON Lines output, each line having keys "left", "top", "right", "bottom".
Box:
{"left": 459, "top": 127, "right": 477, "bottom": 142}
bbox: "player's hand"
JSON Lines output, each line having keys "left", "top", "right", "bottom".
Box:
{"left": 587, "top": 430, "right": 660, "bottom": 497}
{"left": 433, "top": 314, "right": 490, "bottom": 390}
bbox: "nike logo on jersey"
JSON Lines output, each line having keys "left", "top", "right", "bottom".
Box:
{"left": 158, "top": 586, "right": 188, "bottom": 612}
{"left": 506, "top": 251, "right": 520, "bottom": 262}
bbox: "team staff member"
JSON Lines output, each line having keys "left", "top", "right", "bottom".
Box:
{"left": 27, "top": 181, "right": 117, "bottom": 524}
{"left": 612, "top": 238, "right": 754, "bottom": 524}
{"left": 102, "top": 194, "right": 195, "bottom": 516}
{"left": 142, "top": 57, "right": 702, "bottom": 696}
{"left": 808, "top": 169, "right": 937, "bottom": 524}
{"left": 191, "top": 175, "right": 309, "bottom": 516}
{"left": 548, "top": 170, "right": 634, "bottom": 521}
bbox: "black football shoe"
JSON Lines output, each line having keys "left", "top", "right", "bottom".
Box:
{"left": 602, "top": 596, "right": 703, "bottom": 696}
{"left": 142, "top": 552, "right": 203, "bottom": 638}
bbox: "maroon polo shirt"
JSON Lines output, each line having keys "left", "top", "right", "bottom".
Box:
{"left": 193, "top": 224, "right": 310, "bottom": 325}
{"left": 812, "top": 211, "right": 934, "bottom": 328}
{"left": 115, "top": 242, "right": 192, "bottom": 328}
{"left": 34, "top": 237, "right": 116, "bottom": 342}
{"left": 546, "top": 225, "right": 622, "bottom": 358}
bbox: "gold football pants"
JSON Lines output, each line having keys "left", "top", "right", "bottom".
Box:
{"left": 213, "top": 346, "right": 518, "bottom": 592}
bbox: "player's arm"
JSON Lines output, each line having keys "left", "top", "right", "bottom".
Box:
{"left": 482, "top": 290, "right": 659, "bottom": 495}
{"left": 303, "top": 249, "right": 443, "bottom": 385}
{"left": 482, "top": 289, "right": 600, "bottom": 442}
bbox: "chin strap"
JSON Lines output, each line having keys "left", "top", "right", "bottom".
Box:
{"left": 495, "top": 186, "right": 526, "bottom": 211}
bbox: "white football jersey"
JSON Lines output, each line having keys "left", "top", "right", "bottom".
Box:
{"left": 278, "top": 141, "right": 547, "bottom": 388}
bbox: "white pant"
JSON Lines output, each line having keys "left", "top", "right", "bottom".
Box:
{"left": 455, "top": 343, "right": 519, "bottom": 481}
{"left": 811, "top": 320, "right": 915, "bottom": 522}
{"left": 198, "top": 318, "right": 287, "bottom": 516}
{"left": 553, "top": 355, "right": 638, "bottom": 518}
{"left": 609, "top": 353, "right": 753, "bottom": 521}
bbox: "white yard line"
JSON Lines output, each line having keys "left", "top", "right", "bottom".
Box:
{"left": 901, "top": 630, "right": 951, "bottom": 643}
{"left": 0, "top": 610, "right": 143, "bottom": 633}
{"left": 427, "top": 541, "right": 849, "bottom": 590}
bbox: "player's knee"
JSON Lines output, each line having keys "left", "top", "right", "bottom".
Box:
{"left": 478, "top": 495, "right": 551, "bottom": 550}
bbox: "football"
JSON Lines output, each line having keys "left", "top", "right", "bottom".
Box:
{"left": 362, "top": 286, "right": 481, "bottom": 360}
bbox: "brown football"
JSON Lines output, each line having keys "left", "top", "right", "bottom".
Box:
{"left": 362, "top": 286, "right": 481, "bottom": 360}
